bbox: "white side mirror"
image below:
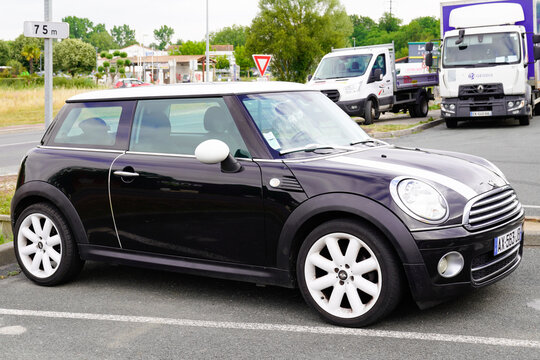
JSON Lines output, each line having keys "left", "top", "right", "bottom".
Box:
{"left": 195, "top": 139, "right": 230, "bottom": 164}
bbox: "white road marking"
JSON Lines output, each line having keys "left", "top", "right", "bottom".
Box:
{"left": 0, "top": 308, "right": 539, "bottom": 349}
{"left": 523, "top": 205, "right": 540, "bottom": 209}
{"left": 0, "top": 325, "right": 27, "bottom": 335}
{"left": 0, "top": 141, "right": 38, "bottom": 148}
{"left": 527, "top": 299, "right": 540, "bottom": 311}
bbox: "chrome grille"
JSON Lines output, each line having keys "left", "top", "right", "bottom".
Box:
{"left": 471, "top": 245, "right": 521, "bottom": 286}
{"left": 321, "top": 89, "right": 340, "bottom": 102}
{"left": 463, "top": 186, "right": 523, "bottom": 231}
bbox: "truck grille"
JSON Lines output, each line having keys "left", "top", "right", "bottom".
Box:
{"left": 458, "top": 83, "right": 503, "bottom": 98}
{"left": 463, "top": 186, "right": 523, "bottom": 232}
{"left": 321, "top": 89, "right": 340, "bottom": 102}
{"left": 471, "top": 244, "right": 521, "bottom": 286}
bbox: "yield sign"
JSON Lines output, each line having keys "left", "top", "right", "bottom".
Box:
{"left": 252, "top": 54, "right": 272, "bottom": 77}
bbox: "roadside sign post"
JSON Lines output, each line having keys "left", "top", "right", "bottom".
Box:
{"left": 23, "top": 0, "right": 69, "bottom": 128}
{"left": 252, "top": 54, "right": 272, "bottom": 79}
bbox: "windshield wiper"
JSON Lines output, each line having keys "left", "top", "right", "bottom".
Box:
{"left": 350, "top": 139, "right": 388, "bottom": 146}
{"left": 280, "top": 143, "right": 355, "bottom": 155}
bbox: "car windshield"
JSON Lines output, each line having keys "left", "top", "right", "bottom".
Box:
{"left": 312, "top": 54, "right": 372, "bottom": 80}
{"left": 239, "top": 91, "right": 370, "bottom": 157}
{"left": 443, "top": 32, "right": 521, "bottom": 67}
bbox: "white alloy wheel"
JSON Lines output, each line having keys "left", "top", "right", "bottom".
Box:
{"left": 304, "top": 232, "right": 382, "bottom": 318}
{"left": 17, "top": 213, "right": 63, "bottom": 279}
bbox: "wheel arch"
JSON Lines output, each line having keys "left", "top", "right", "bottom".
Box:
{"left": 11, "top": 181, "right": 89, "bottom": 245}
{"left": 366, "top": 94, "right": 380, "bottom": 109}
{"left": 276, "top": 193, "right": 423, "bottom": 274}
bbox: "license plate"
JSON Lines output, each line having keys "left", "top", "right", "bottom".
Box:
{"left": 494, "top": 226, "right": 522, "bottom": 256}
{"left": 470, "top": 111, "right": 492, "bottom": 117}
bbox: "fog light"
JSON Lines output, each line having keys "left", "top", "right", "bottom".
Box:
{"left": 437, "top": 252, "right": 464, "bottom": 278}
{"left": 507, "top": 101, "right": 514, "bottom": 108}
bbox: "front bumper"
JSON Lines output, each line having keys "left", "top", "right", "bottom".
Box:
{"left": 403, "top": 217, "right": 524, "bottom": 308}
{"left": 441, "top": 96, "right": 529, "bottom": 119}
{"left": 336, "top": 98, "right": 366, "bottom": 117}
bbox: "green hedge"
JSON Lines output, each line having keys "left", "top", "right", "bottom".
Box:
{"left": 0, "top": 77, "right": 97, "bottom": 89}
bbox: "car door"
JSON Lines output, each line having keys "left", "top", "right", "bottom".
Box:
{"left": 109, "top": 96, "right": 266, "bottom": 266}
{"left": 371, "top": 53, "right": 393, "bottom": 110}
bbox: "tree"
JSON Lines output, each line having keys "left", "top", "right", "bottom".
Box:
{"left": 111, "top": 25, "right": 137, "bottom": 48}
{"left": 87, "top": 31, "right": 117, "bottom": 52}
{"left": 0, "top": 40, "right": 13, "bottom": 66}
{"left": 170, "top": 40, "right": 206, "bottom": 55}
{"left": 153, "top": 25, "right": 175, "bottom": 50}
{"left": 215, "top": 55, "right": 230, "bottom": 69}
{"left": 234, "top": 45, "right": 254, "bottom": 76}
{"left": 11, "top": 35, "right": 43, "bottom": 70}
{"left": 53, "top": 39, "right": 96, "bottom": 76}
{"left": 21, "top": 44, "right": 41, "bottom": 74}
{"left": 378, "top": 12, "right": 402, "bottom": 33}
{"left": 62, "top": 16, "right": 94, "bottom": 41}
{"left": 246, "top": 0, "right": 352, "bottom": 82}
{"left": 210, "top": 25, "right": 248, "bottom": 47}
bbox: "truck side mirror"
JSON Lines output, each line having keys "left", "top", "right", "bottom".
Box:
{"left": 307, "top": 74, "right": 313, "bottom": 81}
{"left": 533, "top": 34, "right": 540, "bottom": 44}
{"left": 425, "top": 53, "right": 433, "bottom": 67}
{"left": 425, "top": 42, "right": 434, "bottom": 52}
{"left": 534, "top": 45, "right": 540, "bottom": 61}
{"left": 368, "top": 68, "right": 383, "bottom": 83}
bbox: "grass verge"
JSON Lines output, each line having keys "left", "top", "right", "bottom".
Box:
{"left": 360, "top": 117, "right": 435, "bottom": 135}
{"left": 0, "top": 175, "right": 16, "bottom": 215}
{"left": 0, "top": 88, "right": 95, "bottom": 127}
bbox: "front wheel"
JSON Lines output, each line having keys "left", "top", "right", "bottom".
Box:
{"left": 297, "top": 220, "right": 402, "bottom": 327}
{"left": 363, "top": 100, "right": 379, "bottom": 125}
{"left": 14, "top": 203, "right": 84, "bottom": 286}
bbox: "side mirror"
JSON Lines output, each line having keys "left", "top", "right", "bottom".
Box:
{"left": 425, "top": 53, "right": 433, "bottom": 67}
{"left": 368, "top": 68, "right": 383, "bottom": 83}
{"left": 455, "top": 29, "right": 465, "bottom": 45}
{"left": 533, "top": 34, "right": 540, "bottom": 44}
{"left": 307, "top": 74, "right": 313, "bottom": 81}
{"left": 195, "top": 139, "right": 242, "bottom": 173}
{"left": 425, "top": 42, "right": 434, "bottom": 52}
{"left": 534, "top": 45, "right": 540, "bottom": 61}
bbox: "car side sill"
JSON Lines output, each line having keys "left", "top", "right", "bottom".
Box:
{"left": 78, "top": 244, "right": 295, "bottom": 288}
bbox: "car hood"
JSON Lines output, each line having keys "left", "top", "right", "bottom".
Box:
{"left": 285, "top": 145, "right": 507, "bottom": 202}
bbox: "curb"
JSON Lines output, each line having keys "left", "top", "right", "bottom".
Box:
{"left": 0, "top": 214, "right": 538, "bottom": 267}
{"left": 371, "top": 119, "right": 445, "bottom": 139}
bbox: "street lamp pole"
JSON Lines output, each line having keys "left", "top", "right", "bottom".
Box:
{"left": 206, "top": 0, "right": 210, "bottom": 82}
{"left": 44, "top": 0, "right": 53, "bottom": 127}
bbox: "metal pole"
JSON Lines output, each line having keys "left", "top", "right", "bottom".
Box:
{"left": 206, "top": 0, "right": 210, "bottom": 82}
{"left": 44, "top": 0, "right": 53, "bottom": 127}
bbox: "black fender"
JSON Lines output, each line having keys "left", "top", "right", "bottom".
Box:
{"left": 11, "top": 181, "right": 88, "bottom": 245}
{"left": 275, "top": 193, "right": 423, "bottom": 271}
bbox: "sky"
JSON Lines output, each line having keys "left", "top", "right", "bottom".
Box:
{"left": 0, "top": 0, "right": 441, "bottom": 44}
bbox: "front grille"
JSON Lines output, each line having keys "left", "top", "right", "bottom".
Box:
{"left": 471, "top": 245, "right": 521, "bottom": 285}
{"left": 459, "top": 83, "right": 503, "bottom": 98}
{"left": 463, "top": 186, "right": 523, "bottom": 232}
{"left": 321, "top": 89, "right": 340, "bottom": 102}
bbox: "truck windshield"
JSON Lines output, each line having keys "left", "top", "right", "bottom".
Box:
{"left": 443, "top": 32, "right": 520, "bottom": 67}
{"left": 312, "top": 54, "right": 372, "bottom": 80}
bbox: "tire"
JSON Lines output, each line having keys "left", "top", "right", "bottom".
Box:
{"left": 14, "top": 203, "right": 84, "bottom": 286}
{"left": 413, "top": 95, "right": 429, "bottom": 118}
{"left": 408, "top": 106, "right": 417, "bottom": 118}
{"left": 519, "top": 108, "right": 531, "bottom": 126}
{"left": 445, "top": 118, "right": 458, "bottom": 128}
{"left": 296, "top": 219, "right": 402, "bottom": 327}
{"left": 363, "top": 100, "right": 378, "bottom": 125}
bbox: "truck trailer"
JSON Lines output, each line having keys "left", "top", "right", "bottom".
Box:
{"left": 306, "top": 43, "right": 438, "bottom": 124}
{"left": 438, "top": 0, "right": 540, "bottom": 127}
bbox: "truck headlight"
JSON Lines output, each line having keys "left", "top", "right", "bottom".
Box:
{"left": 508, "top": 99, "right": 525, "bottom": 111}
{"left": 390, "top": 178, "right": 449, "bottom": 223}
{"left": 442, "top": 103, "right": 455, "bottom": 114}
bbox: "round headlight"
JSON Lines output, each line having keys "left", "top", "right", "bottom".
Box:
{"left": 394, "top": 178, "right": 448, "bottom": 223}
{"left": 449, "top": 104, "right": 455, "bottom": 110}
{"left": 507, "top": 101, "right": 514, "bottom": 108}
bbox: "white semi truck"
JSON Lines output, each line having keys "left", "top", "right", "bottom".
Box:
{"left": 435, "top": 0, "right": 540, "bottom": 127}
{"left": 306, "top": 43, "right": 438, "bottom": 124}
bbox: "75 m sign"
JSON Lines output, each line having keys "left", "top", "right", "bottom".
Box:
{"left": 24, "top": 21, "right": 69, "bottom": 39}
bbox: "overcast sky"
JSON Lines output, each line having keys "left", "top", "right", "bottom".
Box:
{"left": 0, "top": 0, "right": 441, "bottom": 44}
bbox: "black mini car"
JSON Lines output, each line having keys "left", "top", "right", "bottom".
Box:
{"left": 11, "top": 82, "right": 524, "bottom": 327}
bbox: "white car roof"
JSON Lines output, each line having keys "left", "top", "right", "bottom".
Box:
{"left": 68, "top": 81, "right": 310, "bottom": 102}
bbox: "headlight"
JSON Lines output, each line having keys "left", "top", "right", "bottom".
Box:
{"left": 508, "top": 99, "right": 525, "bottom": 111}
{"left": 390, "top": 178, "right": 449, "bottom": 224}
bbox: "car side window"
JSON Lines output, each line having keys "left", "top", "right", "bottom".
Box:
{"left": 129, "top": 98, "right": 251, "bottom": 158}
{"left": 373, "top": 54, "right": 387, "bottom": 76}
{"left": 50, "top": 102, "right": 131, "bottom": 148}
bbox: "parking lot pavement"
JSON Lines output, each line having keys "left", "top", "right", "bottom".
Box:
{"left": 1, "top": 248, "right": 539, "bottom": 359}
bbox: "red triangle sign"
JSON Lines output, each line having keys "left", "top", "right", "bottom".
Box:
{"left": 252, "top": 54, "right": 272, "bottom": 77}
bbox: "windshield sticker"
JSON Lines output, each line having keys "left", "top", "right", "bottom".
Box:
{"left": 507, "top": 55, "right": 518, "bottom": 62}
{"left": 263, "top": 131, "right": 281, "bottom": 150}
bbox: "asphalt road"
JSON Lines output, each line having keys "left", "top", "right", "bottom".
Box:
{"left": 0, "top": 130, "right": 44, "bottom": 176}
{"left": 0, "top": 248, "right": 539, "bottom": 359}
{"left": 389, "top": 116, "right": 540, "bottom": 217}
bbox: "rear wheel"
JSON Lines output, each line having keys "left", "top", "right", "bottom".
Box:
{"left": 413, "top": 95, "right": 429, "bottom": 118}
{"left": 14, "top": 203, "right": 84, "bottom": 286}
{"left": 297, "top": 220, "right": 402, "bottom": 327}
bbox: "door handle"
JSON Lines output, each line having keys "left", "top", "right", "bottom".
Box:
{"left": 386, "top": 80, "right": 391, "bottom": 82}
{"left": 113, "top": 170, "right": 139, "bottom": 177}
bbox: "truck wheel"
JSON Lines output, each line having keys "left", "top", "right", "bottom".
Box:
{"left": 297, "top": 219, "right": 402, "bottom": 327}
{"left": 363, "top": 100, "right": 379, "bottom": 125}
{"left": 445, "top": 118, "right": 458, "bottom": 128}
{"left": 14, "top": 203, "right": 85, "bottom": 286}
{"left": 408, "top": 106, "right": 417, "bottom": 118}
{"left": 519, "top": 115, "right": 530, "bottom": 126}
{"left": 413, "top": 95, "right": 429, "bottom": 118}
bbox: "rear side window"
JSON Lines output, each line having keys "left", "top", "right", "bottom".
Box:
{"left": 48, "top": 101, "right": 134, "bottom": 149}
